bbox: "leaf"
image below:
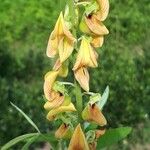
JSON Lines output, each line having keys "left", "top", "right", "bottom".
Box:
{"left": 97, "top": 127, "right": 132, "bottom": 149}
{"left": 89, "top": 93, "right": 101, "bottom": 105}
{"left": 85, "top": 1, "right": 99, "bottom": 16}
{"left": 21, "top": 136, "right": 39, "bottom": 150}
{"left": 10, "top": 102, "right": 40, "bottom": 133}
{"left": 98, "top": 86, "right": 109, "bottom": 110}
{"left": 1, "top": 133, "right": 39, "bottom": 150}
{"left": 22, "top": 133, "right": 58, "bottom": 150}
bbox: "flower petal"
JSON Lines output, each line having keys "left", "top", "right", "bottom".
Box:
{"left": 46, "top": 103, "right": 76, "bottom": 121}
{"left": 68, "top": 124, "right": 90, "bottom": 150}
{"left": 85, "top": 15, "right": 109, "bottom": 36}
{"left": 73, "top": 37, "right": 98, "bottom": 70}
{"left": 91, "top": 36, "right": 104, "bottom": 48}
{"left": 96, "top": 0, "right": 109, "bottom": 21}
{"left": 82, "top": 104, "right": 107, "bottom": 126}
{"left": 43, "top": 71, "right": 59, "bottom": 101}
{"left": 74, "top": 67, "right": 89, "bottom": 92}
{"left": 55, "top": 123, "right": 73, "bottom": 139}
{"left": 58, "top": 37, "right": 74, "bottom": 63}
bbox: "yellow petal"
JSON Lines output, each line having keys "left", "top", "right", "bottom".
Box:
{"left": 46, "top": 12, "right": 64, "bottom": 58}
{"left": 73, "top": 37, "right": 98, "bottom": 70}
{"left": 85, "top": 15, "right": 109, "bottom": 36}
{"left": 82, "top": 104, "right": 107, "bottom": 126}
{"left": 43, "top": 71, "right": 59, "bottom": 101}
{"left": 46, "top": 103, "right": 76, "bottom": 121}
{"left": 55, "top": 123, "right": 73, "bottom": 139}
{"left": 44, "top": 95, "right": 71, "bottom": 110}
{"left": 74, "top": 67, "right": 89, "bottom": 92}
{"left": 58, "top": 37, "right": 74, "bottom": 63}
{"left": 44, "top": 94, "right": 64, "bottom": 110}
{"left": 96, "top": 0, "right": 109, "bottom": 21}
{"left": 68, "top": 124, "right": 90, "bottom": 150}
{"left": 91, "top": 36, "right": 104, "bottom": 48}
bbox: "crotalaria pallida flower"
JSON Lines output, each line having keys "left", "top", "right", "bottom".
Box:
{"left": 82, "top": 103, "right": 107, "bottom": 126}
{"left": 80, "top": 0, "right": 109, "bottom": 48}
{"left": 55, "top": 123, "right": 73, "bottom": 139}
{"left": 46, "top": 12, "right": 76, "bottom": 63}
{"left": 73, "top": 37, "right": 98, "bottom": 91}
{"left": 68, "top": 124, "right": 90, "bottom": 150}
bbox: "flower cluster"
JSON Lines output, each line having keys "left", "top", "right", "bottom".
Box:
{"left": 43, "top": 0, "right": 109, "bottom": 149}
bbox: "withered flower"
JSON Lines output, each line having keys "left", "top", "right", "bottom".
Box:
{"left": 68, "top": 124, "right": 90, "bottom": 150}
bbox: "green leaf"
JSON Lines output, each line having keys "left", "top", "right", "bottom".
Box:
{"left": 97, "top": 127, "right": 132, "bottom": 149}
{"left": 21, "top": 136, "right": 39, "bottom": 150}
{"left": 98, "top": 86, "right": 109, "bottom": 110}
{"left": 89, "top": 93, "right": 101, "bottom": 105}
{"left": 10, "top": 102, "right": 40, "bottom": 133}
{"left": 85, "top": 1, "right": 99, "bottom": 16}
{"left": 22, "top": 133, "right": 58, "bottom": 150}
{"left": 1, "top": 133, "right": 39, "bottom": 150}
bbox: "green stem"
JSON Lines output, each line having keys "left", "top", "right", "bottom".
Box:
{"left": 68, "top": 0, "right": 83, "bottom": 123}
{"left": 75, "top": 81, "right": 83, "bottom": 123}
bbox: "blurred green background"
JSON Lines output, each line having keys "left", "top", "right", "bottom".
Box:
{"left": 0, "top": 0, "right": 150, "bottom": 149}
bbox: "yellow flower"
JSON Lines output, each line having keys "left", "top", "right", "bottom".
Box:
{"left": 46, "top": 12, "right": 76, "bottom": 63}
{"left": 55, "top": 123, "right": 73, "bottom": 139}
{"left": 74, "top": 67, "right": 89, "bottom": 92}
{"left": 68, "top": 124, "right": 90, "bottom": 150}
{"left": 82, "top": 104, "right": 107, "bottom": 126}
{"left": 43, "top": 71, "right": 59, "bottom": 101}
{"left": 73, "top": 37, "right": 98, "bottom": 71}
{"left": 95, "top": 0, "right": 109, "bottom": 21}
{"left": 46, "top": 103, "right": 76, "bottom": 121}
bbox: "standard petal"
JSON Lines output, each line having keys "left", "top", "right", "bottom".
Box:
{"left": 96, "top": 0, "right": 109, "bottom": 21}
{"left": 74, "top": 67, "right": 89, "bottom": 92}
{"left": 55, "top": 123, "right": 73, "bottom": 139}
{"left": 82, "top": 104, "right": 107, "bottom": 126}
{"left": 68, "top": 124, "right": 90, "bottom": 150}
{"left": 85, "top": 15, "right": 109, "bottom": 36}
